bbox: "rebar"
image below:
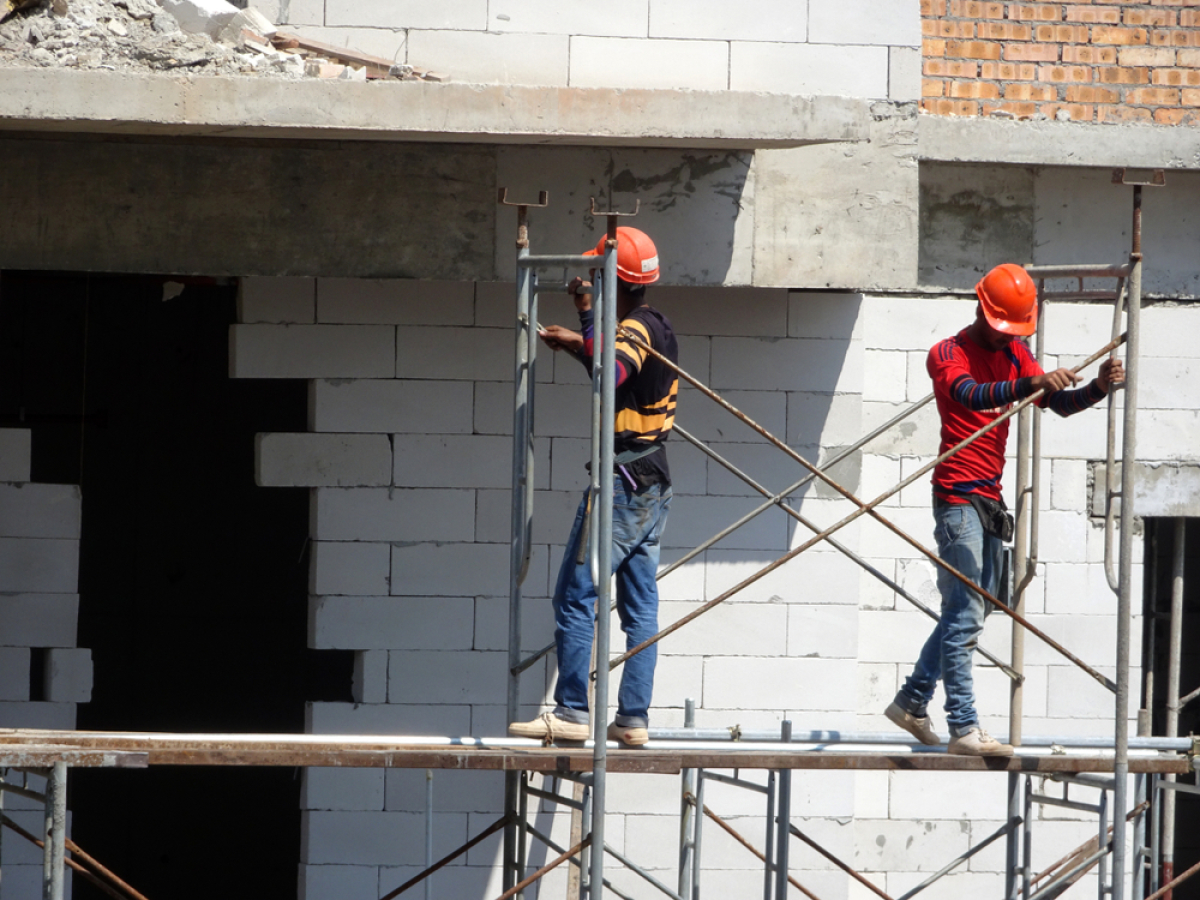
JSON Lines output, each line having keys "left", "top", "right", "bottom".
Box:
{"left": 701, "top": 804, "right": 822, "bottom": 900}
{"left": 789, "top": 823, "right": 894, "bottom": 900}
{"left": 382, "top": 814, "right": 512, "bottom": 900}
{"left": 493, "top": 837, "right": 591, "bottom": 900}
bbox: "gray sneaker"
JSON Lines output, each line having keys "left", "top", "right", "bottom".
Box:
{"left": 885, "top": 701, "right": 940, "bottom": 745}
{"left": 509, "top": 712, "right": 590, "bottom": 743}
{"left": 948, "top": 727, "right": 1014, "bottom": 757}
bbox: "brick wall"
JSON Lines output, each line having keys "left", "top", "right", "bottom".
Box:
{"left": 920, "top": 0, "right": 1200, "bottom": 123}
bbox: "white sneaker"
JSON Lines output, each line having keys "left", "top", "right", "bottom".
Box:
{"left": 607, "top": 721, "right": 648, "bottom": 747}
{"left": 509, "top": 712, "right": 590, "bottom": 743}
{"left": 885, "top": 702, "right": 940, "bottom": 745}
{"left": 948, "top": 727, "right": 1013, "bottom": 757}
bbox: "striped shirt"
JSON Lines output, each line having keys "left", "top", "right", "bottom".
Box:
{"left": 928, "top": 329, "right": 1105, "bottom": 503}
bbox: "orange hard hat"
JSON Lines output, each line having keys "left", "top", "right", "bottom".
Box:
{"left": 583, "top": 226, "right": 660, "bottom": 285}
{"left": 976, "top": 263, "right": 1038, "bottom": 336}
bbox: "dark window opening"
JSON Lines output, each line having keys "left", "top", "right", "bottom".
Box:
{"left": 0, "top": 272, "right": 353, "bottom": 900}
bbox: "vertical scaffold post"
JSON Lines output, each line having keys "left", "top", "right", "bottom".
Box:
{"left": 43, "top": 762, "right": 66, "bottom": 900}
{"left": 1112, "top": 178, "right": 1145, "bottom": 900}
{"left": 502, "top": 188, "right": 546, "bottom": 895}
{"left": 764, "top": 770, "right": 776, "bottom": 900}
{"left": 1161, "top": 518, "right": 1185, "bottom": 897}
{"left": 774, "top": 721, "right": 792, "bottom": 900}
{"left": 588, "top": 217, "right": 619, "bottom": 900}
{"left": 679, "top": 699, "right": 697, "bottom": 899}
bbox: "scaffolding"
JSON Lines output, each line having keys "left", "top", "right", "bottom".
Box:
{"left": 1, "top": 172, "right": 1198, "bottom": 900}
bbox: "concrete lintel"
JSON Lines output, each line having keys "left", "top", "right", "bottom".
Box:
{"left": 919, "top": 114, "right": 1200, "bottom": 172}
{"left": 0, "top": 68, "right": 870, "bottom": 149}
{"left": 1091, "top": 461, "right": 1200, "bottom": 518}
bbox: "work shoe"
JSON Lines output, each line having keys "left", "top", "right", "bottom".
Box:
{"left": 607, "top": 721, "right": 649, "bottom": 747}
{"left": 509, "top": 712, "right": 589, "bottom": 743}
{"left": 885, "top": 702, "right": 940, "bottom": 746}
{"left": 948, "top": 727, "right": 1014, "bottom": 757}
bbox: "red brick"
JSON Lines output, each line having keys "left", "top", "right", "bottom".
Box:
{"left": 1065, "top": 6, "right": 1121, "bottom": 23}
{"left": 1063, "top": 46, "right": 1118, "bottom": 64}
{"left": 924, "top": 39, "right": 947, "bottom": 57}
{"left": 1097, "top": 65, "right": 1151, "bottom": 82}
{"left": 949, "top": 81, "right": 1003, "bottom": 98}
{"left": 1008, "top": 5, "right": 1063, "bottom": 22}
{"left": 1184, "top": 87, "right": 1200, "bottom": 104}
{"left": 1118, "top": 47, "right": 1177, "bottom": 66}
{"left": 1123, "top": 9, "right": 1175, "bottom": 27}
{"left": 1125, "top": 86, "right": 1181, "bottom": 103}
{"left": 981, "top": 61, "right": 1039, "bottom": 78}
{"left": 1091, "top": 26, "right": 1150, "bottom": 44}
{"left": 945, "top": 40, "right": 1004, "bottom": 59}
{"left": 1180, "top": 49, "right": 1200, "bottom": 67}
{"left": 929, "top": 20, "right": 978, "bottom": 38}
{"left": 1005, "top": 83, "right": 1058, "bottom": 99}
{"left": 921, "top": 98, "right": 981, "bottom": 116}
{"left": 1096, "top": 104, "right": 1153, "bottom": 123}
{"left": 923, "top": 79, "right": 948, "bottom": 97}
{"left": 949, "top": 1, "right": 1006, "bottom": 16}
{"left": 1004, "top": 43, "right": 1061, "bottom": 61}
{"left": 1039, "top": 102, "right": 1095, "bottom": 121}
{"left": 1153, "top": 108, "right": 1200, "bottom": 124}
{"left": 1182, "top": 10, "right": 1200, "bottom": 27}
{"left": 921, "top": 0, "right": 947, "bottom": 14}
{"left": 1034, "top": 24, "right": 1091, "bottom": 41}
{"left": 924, "top": 59, "right": 983, "bottom": 77}
{"left": 1152, "top": 67, "right": 1200, "bottom": 85}
{"left": 1066, "top": 84, "right": 1121, "bottom": 102}
{"left": 981, "top": 100, "right": 1039, "bottom": 117}
{"left": 978, "top": 22, "right": 1034, "bottom": 39}
{"left": 1038, "top": 64, "right": 1094, "bottom": 82}
{"left": 1150, "top": 29, "right": 1200, "bottom": 48}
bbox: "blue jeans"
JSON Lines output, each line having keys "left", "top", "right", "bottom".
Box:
{"left": 552, "top": 482, "right": 671, "bottom": 729}
{"left": 896, "top": 503, "right": 1002, "bottom": 736}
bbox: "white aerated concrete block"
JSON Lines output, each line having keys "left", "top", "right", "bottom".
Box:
{"left": 325, "top": 0, "right": 485, "bottom": 30}
{"left": 311, "top": 488, "right": 475, "bottom": 542}
{"left": 386, "top": 769, "right": 503, "bottom": 813}
{"left": 317, "top": 279, "right": 473, "bottom": 326}
{"left": 665, "top": 495, "right": 787, "bottom": 552}
{"left": 657, "top": 600, "right": 787, "bottom": 657}
{"left": 0, "top": 594, "right": 78, "bottom": 647}
{"left": 889, "top": 46, "right": 921, "bottom": 102}
{"left": 406, "top": 30, "right": 569, "bottom": 86}
{"left": 159, "top": 0, "right": 238, "bottom": 37}
{"left": 472, "top": 595, "right": 555, "bottom": 654}
{"left": 678, "top": 388, "right": 786, "bottom": 443}
{"left": 230, "top": 325, "right": 395, "bottom": 379}
{"left": 649, "top": 0, "right": 804, "bottom": 41}
{"left": 392, "top": 435, "right": 550, "bottom": 489}
{"left": 256, "top": 433, "right": 391, "bottom": 487}
{"left": 299, "top": 864, "right": 379, "bottom": 900}
{"left": 787, "top": 392, "right": 865, "bottom": 448}
{"left": 810, "top": 0, "right": 920, "bottom": 45}
{"left": 730, "top": 42, "right": 889, "bottom": 98}
{"left": 310, "top": 379, "right": 474, "bottom": 434}
{"left": 352, "top": 650, "right": 387, "bottom": 703}
{"left": 703, "top": 657, "right": 855, "bottom": 710}
{"left": 569, "top": 37, "right": 729, "bottom": 91}
{"left": 787, "top": 604, "right": 858, "bottom": 659}
{"left": 712, "top": 337, "right": 863, "bottom": 394}
{"left": 310, "top": 595, "right": 475, "bottom": 650}
{"left": 44, "top": 648, "right": 91, "bottom": 703}
{"left": 854, "top": 818, "right": 970, "bottom": 873}
{"left": 238, "top": 277, "right": 316, "bottom": 323}
{"left": 396, "top": 326, "right": 530, "bottom": 382}
{"left": 0, "top": 538, "right": 78, "bottom": 593}
{"left": 302, "top": 810, "right": 467, "bottom": 866}
{"left": 0, "top": 429, "right": 31, "bottom": 482}
{"left": 388, "top": 650, "right": 540, "bottom": 706}
{"left": 864, "top": 350, "right": 908, "bottom": 404}
{"left": 474, "top": 488, "right": 580, "bottom": 545}
{"left": 653, "top": 286, "right": 788, "bottom": 337}
{"left": 302, "top": 768, "right": 386, "bottom": 811}
{"left": 473, "top": 381, "right": 591, "bottom": 438}
{"left": 391, "top": 542, "right": 549, "bottom": 598}
{"left": 0, "top": 701, "right": 76, "bottom": 729}
{"left": 307, "top": 701, "right": 471, "bottom": 736}
{"left": 309, "top": 541, "right": 391, "bottom": 596}
{"left": 0, "top": 648, "right": 29, "bottom": 701}
{"left": 0, "top": 484, "right": 81, "bottom": 538}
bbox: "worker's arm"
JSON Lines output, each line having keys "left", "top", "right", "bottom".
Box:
{"left": 538, "top": 277, "right": 630, "bottom": 385}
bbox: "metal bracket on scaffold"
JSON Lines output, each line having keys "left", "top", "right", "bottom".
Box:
{"left": 499, "top": 188, "right": 549, "bottom": 249}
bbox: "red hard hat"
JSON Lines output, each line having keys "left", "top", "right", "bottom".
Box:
{"left": 583, "top": 226, "right": 660, "bottom": 285}
{"left": 976, "top": 263, "right": 1038, "bottom": 336}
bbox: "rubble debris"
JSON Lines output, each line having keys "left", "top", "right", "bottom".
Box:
{"left": 0, "top": 0, "right": 451, "bottom": 81}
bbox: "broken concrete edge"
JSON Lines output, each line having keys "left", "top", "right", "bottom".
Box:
{"left": 919, "top": 113, "right": 1200, "bottom": 172}
{"left": 0, "top": 67, "right": 872, "bottom": 148}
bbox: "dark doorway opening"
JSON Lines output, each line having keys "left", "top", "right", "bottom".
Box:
{"left": 0, "top": 272, "right": 352, "bottom": 900}
{"left": 1142, "top": 517, "right": 1200, "bottom": 890}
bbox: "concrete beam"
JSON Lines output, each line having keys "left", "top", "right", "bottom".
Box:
{"left": 0, "top": 68, "right": 870, "bottom": 150}
{"left": 919, "top": 115, "right": 1200, "bottom": 172}
{"left": 1091, "top": 462, "right": 1200, "bottom": 518}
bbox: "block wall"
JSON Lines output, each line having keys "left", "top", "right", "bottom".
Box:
{"left": 231, "top": 272, "right": 1191, "bottom": 899}
{"left": 920, "top": 0, "right": 1200, "bottom": 123}
{"left": 250, "top": 0, "right": 921, "bottom": 100}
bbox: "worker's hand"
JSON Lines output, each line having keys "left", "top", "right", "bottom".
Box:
{"left": 1096, "top": 357, "right": 1125, "bottom": 393}
{"left": 538, "top": 324, "right": 584, "bottom": 355}
{"left": 567, "top": 277, "right": 593, "bottom": 313}
{"left": 1030, "top": 367, "right": 1081, "bottom": 394}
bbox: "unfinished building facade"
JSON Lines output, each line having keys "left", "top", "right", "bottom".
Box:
{"left": 0, "top": 0, "right": 1198, "bottom": 898}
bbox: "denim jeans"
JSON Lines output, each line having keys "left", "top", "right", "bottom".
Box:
{"left": 552, "top": 481, "right": 671, "bottom": 729}
{"left": 896, "top": 503, "right": 1002, "bottom": 736}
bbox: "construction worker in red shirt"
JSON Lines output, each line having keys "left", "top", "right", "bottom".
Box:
{"left": 886, "top": 263, "right": 1124, "bottom": 756}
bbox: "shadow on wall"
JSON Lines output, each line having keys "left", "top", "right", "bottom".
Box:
{"left": 494, "top": 148, "right": 753, "bottom": 286}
